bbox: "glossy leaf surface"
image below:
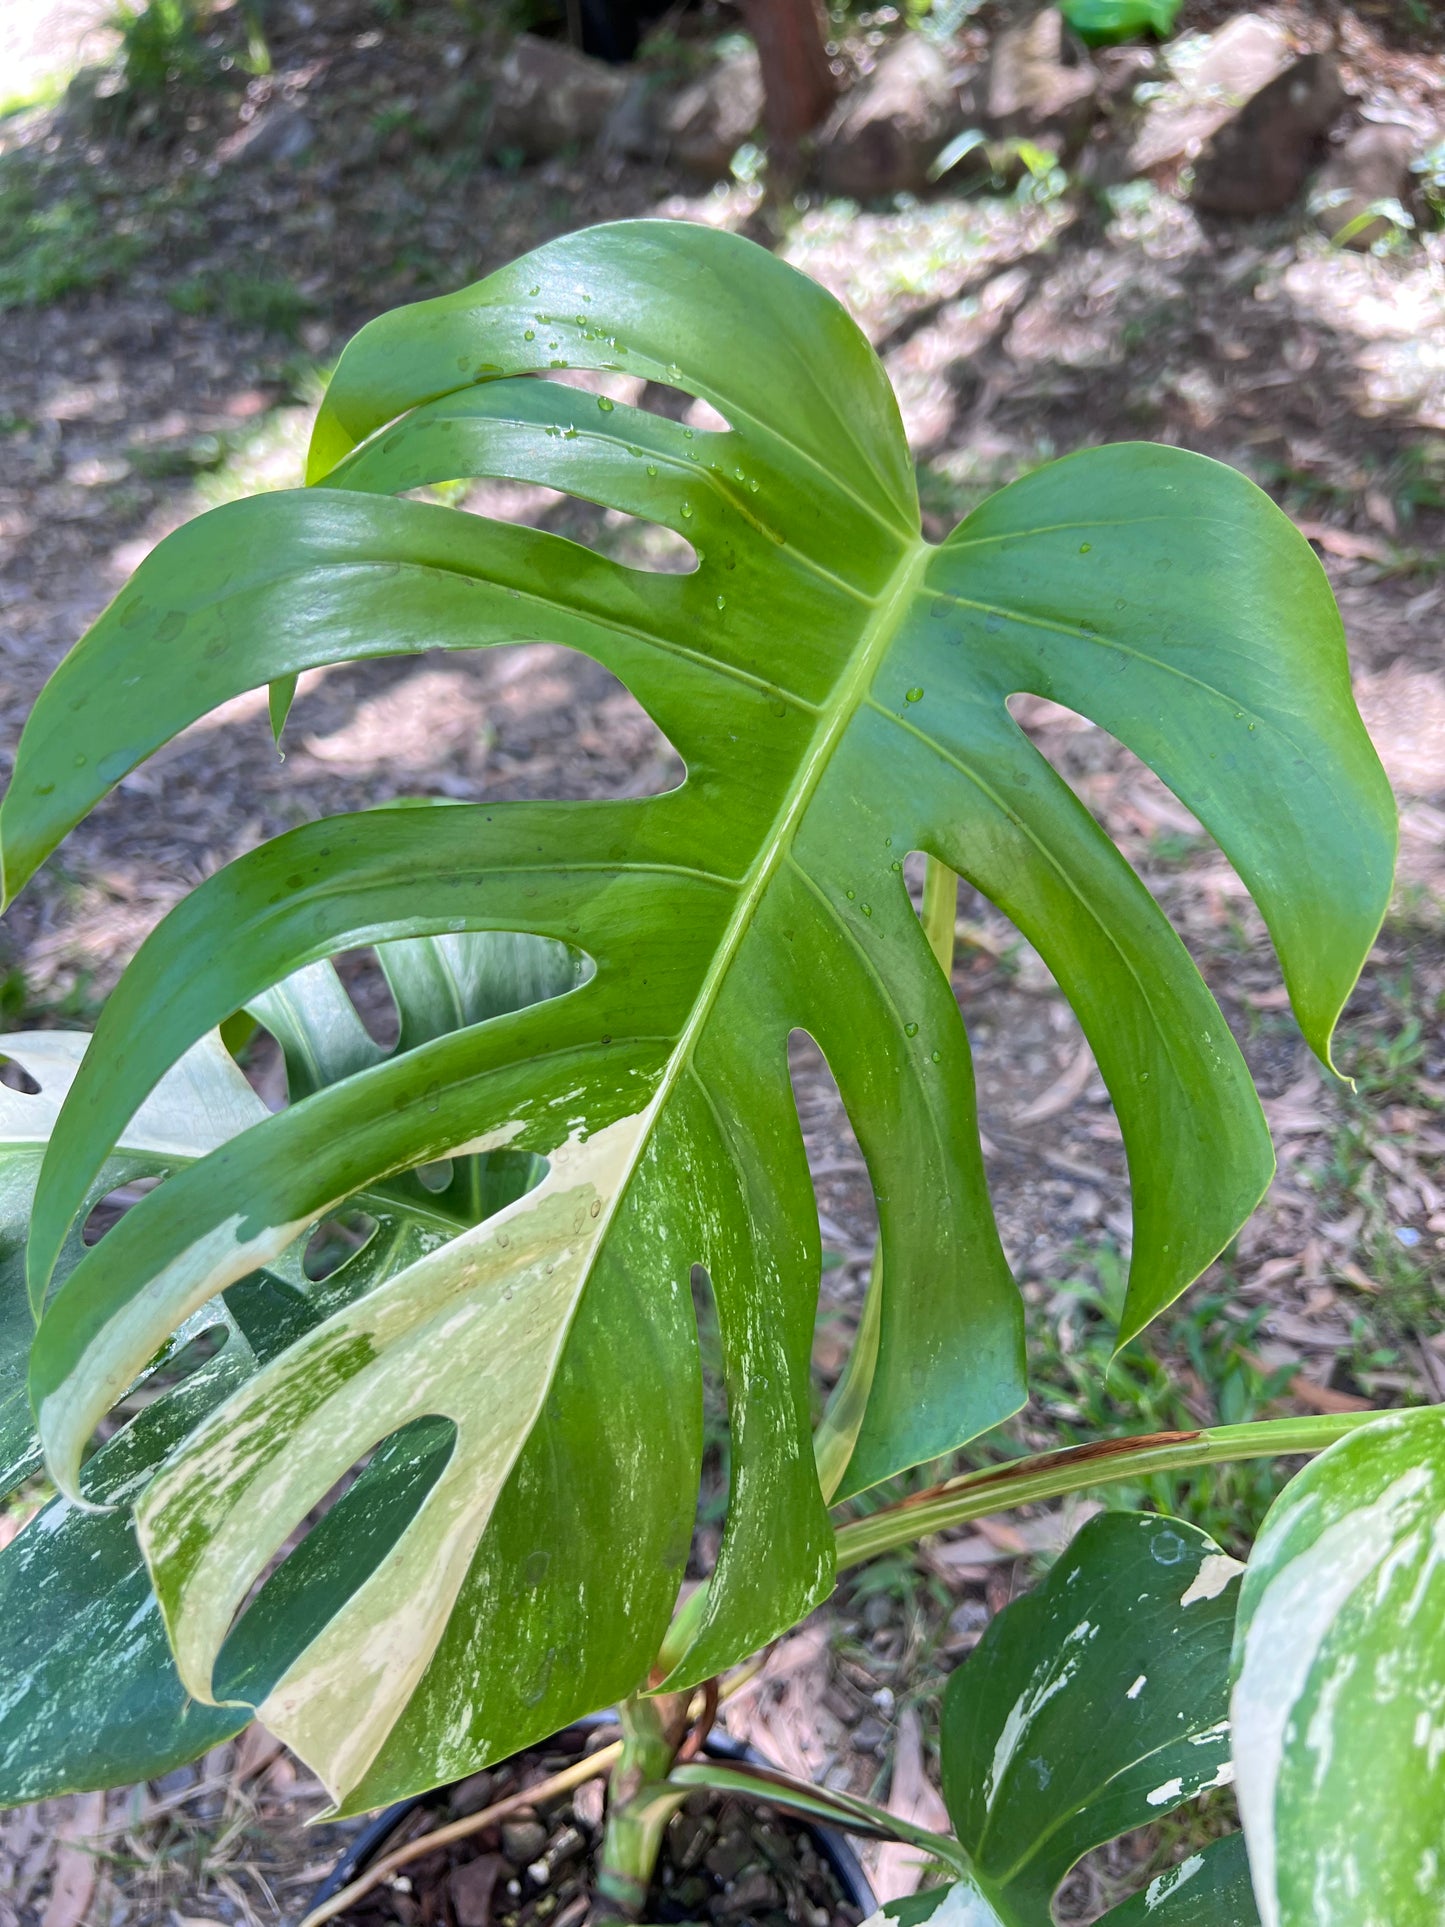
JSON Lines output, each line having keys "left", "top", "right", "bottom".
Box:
{"left": 938, "top": 1511, "right": 1245, "bottom": 1924}
{"left": 1232, "top": 1408, "right": 1445, "bottom": 1927}
{"left": 0, "top": 221, "right": 1392, "bottom": 1808}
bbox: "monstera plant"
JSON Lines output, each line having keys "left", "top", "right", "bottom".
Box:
{"left": 1, "top": 218, "right": 1426, "bottom": 1924}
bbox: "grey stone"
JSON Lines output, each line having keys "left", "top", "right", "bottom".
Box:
{"left": 486, "top": 33, "right": 627, "bottom": 162}
{"left": 816, "top": 32, "right": 965, "bottom": 199}
{"left": 661, "top": 46, "right": 764, "bottom": 179}
{"left": 500, "top": 1818, "right": 549, "bottom": 1865}
{"left": 216, "top": 104, "right": 315, "bottom": 168}
{"left": 1191, "top": 52, "right": 1344, "bottom": 214}
{"left": 1311, "top": 121, "right": 1421, "bottom": 248}
{"left": 851, "top": 1714, "right": 889, "bottom": 1754}
{"left": 1129, "top": 13, "right": 1292, "bottom": 175}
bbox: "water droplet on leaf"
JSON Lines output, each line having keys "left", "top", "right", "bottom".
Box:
{"left": 597, "top": 395, "right": 615, "bottom": 412}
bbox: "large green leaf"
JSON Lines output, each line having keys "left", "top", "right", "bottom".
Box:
{"left": 1232, "top": 1408, "right": 1445, "bottom": 1927}
{"left": 1, "top": 221, "right": 1392, "bottom": 1808}
{"left": 938, "top": 1511, "right": 1247, "bottom": 1924}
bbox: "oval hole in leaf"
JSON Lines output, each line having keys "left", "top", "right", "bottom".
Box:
{"left": 689, "top": 1262, "right": 731, "bottom": 1578}
{"left": 301, "top": 1208, "right": 380, "bottom": 1283}
{"left": 81, "top": 1172, "right": 165, "bottom": 1247}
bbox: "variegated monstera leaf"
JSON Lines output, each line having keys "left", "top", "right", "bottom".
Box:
{"left": 0, "top": 219, "right": 1393, "bottom": 1809}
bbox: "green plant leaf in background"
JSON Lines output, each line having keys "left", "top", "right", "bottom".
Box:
{"left": 1232, "top": 1408, "right": 1445, "bottom": 1927}
{"left": 0, "top": 1026, "right": 266, "bottom": 1495}
{"left": 1059, "top": 0, "right": 1182, "bottom": 47}
{"left": 935, "top": 1510, "right": 1250, "bottom": 1924}
{"left": 0, "top": 220, "right": 1392, "bottom": 1809}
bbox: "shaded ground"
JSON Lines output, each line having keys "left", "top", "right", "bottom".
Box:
{"left": 0, "top": 1, "right": 1443, "bottom": 1922}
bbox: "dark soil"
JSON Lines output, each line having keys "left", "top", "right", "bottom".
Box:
{"left": 327, "top": 1730, "right": 865, "bottom": 1927}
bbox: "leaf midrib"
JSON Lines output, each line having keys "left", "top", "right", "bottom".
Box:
{"left": 544, "top": 534, "right": 931, "bottom": 1517}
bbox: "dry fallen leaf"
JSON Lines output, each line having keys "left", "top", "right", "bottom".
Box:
{"left": 40, "top": 1791, "right": 105, "bottom": 1927}
{"left": 872, "top": 1705, "right": 951, "bottom": 1902}
{"left": 1013, "top": 1039, "right": 1095, "bottom": 1126}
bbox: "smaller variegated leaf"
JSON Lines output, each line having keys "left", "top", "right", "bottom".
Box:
{"left": 939, "top": 1511, "right": 1247, "bottom": 1925}
{"left": 1232, "top": 1408, "right": 1445, "bottom": 1927}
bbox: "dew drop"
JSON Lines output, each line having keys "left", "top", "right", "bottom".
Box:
{"left": 680, "top": 502, "right": 694, "bottom": 519}
{"left": 35, "top": 781, "right": 55, "bottom": 797}
{"left": 845, "top": 889, "right": 856, "bottom": 901}
{"left": 905, "top": 686, "right": 924, "bottom": 704}
{"left": 646, "top": 463, "right": 658, "bottom": 477}
{"left": 734, "top": 466, "right": 746, "bottom": 481}
{"left": 523, "top": 328, "right": 535, "bottom": 341}
{"left": 716, "top": 594, "right": 726, "bottom": 610}
{"left": 597, "top": 395, "right": 615, "bottom": 413}
{"left": 904, "top": 1022, "right": 919, "bottom": 1038}
{"left": 682, "top": 427, "right": 694, "bottom": 440}
{"left": 890, "top": 860, "right": 902, "bottom": 872}
{"left": 1079, "top": 541, "right": 1092, "bottom": 553}
{"left": 748, "top": 477, "right": 760, "bottom": 492}
{"left": 1114, "top": 597, "right": 1127, "bottom": 610}
{"left": 931, "top": 1049, "right": 942, "bottom": 1063}
{"left": 861, "top": 903, "right": 873, "bottom": 917}
{"left": 667, "top": 363, "right": 682, "bottom": 381}
{"left": 528, "top": 284, "right": 540, "bottom": 295}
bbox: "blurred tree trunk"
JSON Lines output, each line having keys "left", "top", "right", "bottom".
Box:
{"left": 738, "top": 0, "right": 838, "bottom": 153}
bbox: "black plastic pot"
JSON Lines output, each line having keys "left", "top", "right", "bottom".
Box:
{"left": 308, "top": 1720, "right": 876, "bottom": 1921}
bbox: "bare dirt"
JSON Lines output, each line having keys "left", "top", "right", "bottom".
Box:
{"left": 0, "top": 2, "right": 1442, "bottom": 1923}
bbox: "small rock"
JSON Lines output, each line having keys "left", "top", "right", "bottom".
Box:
{"left": 661, "top": 45, "right": 764, "bottom": 179}
{"left": 1191, "top": 53, "right": 1344, "bottom": 214}
{"left": 985, "top": 8, "right": 1098, "bottom": 152}
{"left": 862, "top": 1591, "right": 894, "bottom": 1632}
{"left": 216, "top": 104, "right": 315, "bottom": 168}
{"left": 704, "top": 1833, "right": 755, "bottom": 1883}
{"left": 815, "top": 33, "right": 965, "bottom": 199}
{"left": 717, "top": 1871, "right": 782, "bottom": 1915}
{"left": 851, "top": 1714, "right": 889, "bottom": 1754}
{"left": 1311, "top": 122, "right": 1420, "bottom": 248}
{"left": 449, "top": 1852, "right": 506, "bottom": 1927}
{"left": 449, "top": 1768, "right": 494, "bottom": 1816}
{"left": 948, "top": 1599, "right": 990, "bottom": 1641}
{"left": 1129, "top": 14, "right": 1292, "bottom": 175}
{"left": 501, "top": 1818, "right": 549, "bottom": 1865}
{"left": 487, "top": 34, "right": 627, "bottom": 161}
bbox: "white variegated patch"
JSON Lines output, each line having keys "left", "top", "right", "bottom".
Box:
{"left": 136, "top": 1103, "right": 653, "bottom": 1803}
{"left": 858, "top": 1874, "right": 1008, "bottom": 1927}
{"left": 0, "top": 1028, "right": 265, "bottom": 1154}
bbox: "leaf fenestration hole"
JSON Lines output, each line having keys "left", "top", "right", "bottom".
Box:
{"left": 302, "top": 1208, "right": 380, "bottom": 1282}
{"left": 82, "top": 1173, "right": 166, "bottom": 1246}
{"left": 787, "top": 1031, "right": 878, "bottom": 1416}
{"left": 214, "top": 1413, "right": 458, "bottom": 1706}
{"left": 688, "top": 1263, "right": 731, "bottom": 1580}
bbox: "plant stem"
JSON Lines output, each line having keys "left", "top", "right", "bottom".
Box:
{"left": 670, "top": 1757, "right": 976, "bottom": 1881}
{"left": 833, "top": 1412, "right": 1388, "bottom": 1569}
{"left": 592, "top": 1689, "right": 689, "bottom": 1921}
{"left": 921, "top": 856, "right": 959, "bottom": 975}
